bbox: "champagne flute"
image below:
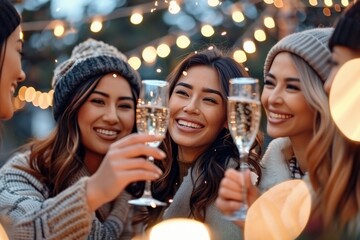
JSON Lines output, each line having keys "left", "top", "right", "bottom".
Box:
{"left": 128, "top": 80, "right": 169, "bottom": 207}
{"left": 225, "top": 77, "right": 261, "bottom": 221}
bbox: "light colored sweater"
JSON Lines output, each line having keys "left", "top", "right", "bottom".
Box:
{"left": 163, "top": 158, "right": 242, "bottom": 240}
{"left": 259, "top": 137, "right": 293, "bottom": 192}
{"left": 0, "top": 151, "right": 133, "bottom": 240}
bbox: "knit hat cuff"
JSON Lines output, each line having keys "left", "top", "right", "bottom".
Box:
{"left": 52, "top": 55, "right": 140, "bottom": 120}
{"left": 264, "top": 29, "right": 332, "bottom": 83}
{"left": 329, "top": 17, "right": 360, "bottom": 51}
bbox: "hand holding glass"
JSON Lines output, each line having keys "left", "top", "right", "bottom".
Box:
{"left": 225, "top": 77, "right": 261, "bottom": 221}
{"left": 128, "top": 80, "right": 169, "bottom": 207}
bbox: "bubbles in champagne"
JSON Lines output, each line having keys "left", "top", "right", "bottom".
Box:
{"left": 228, "top": 97, "right": 261, "bottom": 154}
{"left": 136, "top": 105, "right": 169, "bottom": 147}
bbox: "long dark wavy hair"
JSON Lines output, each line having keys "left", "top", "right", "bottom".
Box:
{"left": 140, "top": 47, "right": 263, "bottom": 226}
{"left": 16, "top": 74, "right": 139, "bottom": 197}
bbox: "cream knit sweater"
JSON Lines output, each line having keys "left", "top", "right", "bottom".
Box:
{"left": 0, "top": 151, "right": 133, "bottom": 240}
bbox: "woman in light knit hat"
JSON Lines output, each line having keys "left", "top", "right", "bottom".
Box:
{"left": 216, "top": 27, "right": 335, "bottom": 227}
{"left": 303, "top": 1, "right": 360, "bottom": 238}
{"left": 0, "top": 38, "right": 165, "bottom": 239}
{"left": 0, "top": 0, "right": 26, "bottom": 120}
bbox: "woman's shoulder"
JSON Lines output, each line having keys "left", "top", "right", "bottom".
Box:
{"left": 0, "top": 151, "right": 30, "bottom": 172}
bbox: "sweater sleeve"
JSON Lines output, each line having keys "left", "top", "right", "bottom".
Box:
{"left": 0, "top": 153, "right": 134, "bottom": 240}
{"left": 88, "top": 192, "right": 134, "bottom": 240}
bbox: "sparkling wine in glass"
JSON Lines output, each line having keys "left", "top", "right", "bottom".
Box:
{"left": 128, "top": 80, "right": 169, "bottom": 207}
{"left": 225, "top": 77, "right": 261, "bottom": 221}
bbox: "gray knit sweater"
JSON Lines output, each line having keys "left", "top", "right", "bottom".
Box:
{"left": 0, "top": 151, "right": 133, "bottom": 240}
{"left": 163, "top": 158, "right": 242, "bottom": 240}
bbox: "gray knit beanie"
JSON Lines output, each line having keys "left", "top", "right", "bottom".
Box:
{"left": 264, "top": 28, "right": 333, "bottom": 83}
{"left": 0, "top": 0, "right": 21, "bottom": 47}
{"left": 52, "top": 38, "right": 141, "bottom": 121}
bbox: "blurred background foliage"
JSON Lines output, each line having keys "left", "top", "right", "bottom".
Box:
{"left": 1, "top": 0, "right": 349, "bottom": 165}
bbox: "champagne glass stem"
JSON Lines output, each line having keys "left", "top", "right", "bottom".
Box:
{"left": 142, "top": 156, "right": 154, "bottom": 197}
{"left": 238, "top": 151, "right": 249, "bottom": 218}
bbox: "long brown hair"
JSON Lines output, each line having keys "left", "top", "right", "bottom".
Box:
{"left": 16, "top": 75, "right": 139, "bottom": 197}
{"left": 144, "top": 47, "right": 263, "bottom": 226}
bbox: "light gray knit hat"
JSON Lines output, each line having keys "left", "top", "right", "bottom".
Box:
{"left": 52, "top": 38, "right": 141, "bottom": 121}
{"left": 264, "top": 28, "right": 333, "bottom": 83}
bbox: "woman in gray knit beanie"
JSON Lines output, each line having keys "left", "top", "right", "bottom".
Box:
{"left": 217, "top": 28, "right": 336, "bottom": 234}
{"left": 304, "top": 1, "right": 360, "bottom": 238}
{"left": 0, "top": 38, "right": 164, "bottom": 239}
{"left": 0, "top": 0, "right": 26, "bottom": 120}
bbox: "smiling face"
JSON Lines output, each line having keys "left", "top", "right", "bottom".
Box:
{"left": 0, "top": 26, "right": 26, "bottom": 120}
{"left": 77, "top": 73, "right": 135, "bottom": 159}
{"left": 168, "top": 65, "right": 227, "bottom": 162}
{"left": 261, "top": 52, "right": 315, "bottom": 140}
{"left": 324, "top": 46, "right": 360, "bottom": 95}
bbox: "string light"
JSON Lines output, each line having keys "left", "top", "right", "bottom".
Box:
{"left": 168, "top": 1, "right": 181, "bottom": 14}
{"left": 233, "top": 49, "right": 247, "bottom": 63}
{"left": 232, "top": 10, "right": 245, "bottom": 23}
{"left": 208, "top": 0, "right": 220, "bottom": 7}
{"left": 254, "top": 29, "right": 266, "bottom": 42}
{"left": 176, "top": 35, "right": 191, "bottom": 49}
{"left": 243, "top": 39, "right": 256, "bottom": 54}
{"left": 201, "top": 25, "right": 215, "bottom": 37}
{"left": 157, "top": 43, "right": 171, "bottom": 58}
{"left": 142, "top": 46, "right": 157, "bottom": 63}
{"left": 90, "top": 17, "right": 103, "bottom": 33}
{"left": 128, "top": 56, "right": 142, "bottom": 70}
{"left": 130, "top": 12, "right": 143, "bottom": 25}
{"left": 15, "top": 0, "right": 348, "bottom": 111}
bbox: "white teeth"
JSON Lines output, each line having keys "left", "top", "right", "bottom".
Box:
{"left": 178, "top": 120, "right": 202, "bottom": 129}
{"left": 269, "top": 112, "right": 292, "bottom": 119}
{"left": 96, "top": 128, "right": 117, "bottom": 136}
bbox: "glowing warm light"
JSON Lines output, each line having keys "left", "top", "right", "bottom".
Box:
{"left": 90, "top": 19, "right": 103, "bottom": 33}
{"left": 37, "top": 93, "right": 49, "bottom": 109}
{"left": 20, "top": 31, "right": 23, "bottom": 40}
{"left": 24, "top": 87, "right": 36, "bottom": 102}
{"left": 273, "top": 0, "right": 284, "bottom": 8}
{"left": 18, "top": 86, "right": 27, "bottom": 101}
{"left": 221, "top": 31, "right": 227, "bottom": 36}
{"left": 157, "top": 43, "right": 171, "bottom": 58}
{"left": 156, "top": 68, "right": 162, "bottom": 73}
{"left": 323, "top": 7, "right": 331, "bottom": 16}
{"left": 13, "top": 96, "right": 25, "bottom": 110}
{"left": 334, "top": 4, "right": 341, "bottom": 12}
{"left": 254, "top": 29, "right": 266, "bottom": 42}
{"left": 128, "top": 56, "right": 142, "bottom": 70}
{"left": 264, "top": 0, "right": 274, "bottom": 4}
{"left": 32, "top": 91, "right": 42, "bottom": 107}
{"left": 264, "top": 17, "right": 275, "bottom": 28}
{"left": 0, "top": 224, "right": 9, "bottom": 240}
{"left": 243, "top": 40, "right": 256, "bottom": 54}
{"left": 233, "top": 50, "right": 247, "bottom": 63}
{"left": 341, "top": 0, "right": 349, "bottom": 6}
{"left": 142, "top": 46, "right": 157, "bottom": 63}
{"left": 208, "top": 0, "right": 220, "bottom": 7}
{"left": 329, "top": 59, "right": 360, "bottom": 142}
{"left": 53, "top": 24, "right": 65, "bottom": 37}
{"left": 176, "top": 35, "right": 191, "bottom": 49}
{"left": 201, "top": 25, "right": 215, "bottom": 37}
{"left": 245, "top": 180, "right": 311, "bottom": 240}
{"left": 324, "top": 0, "right": 333, "bottom": 7}
{"left": 47, "top": 89, "right": 54, "bottom": 106}
{"left": 149, "top": 218, "right": 210, "bottom": 240}
{"left": 169, "top": 0, "right": 181, "bottom": 14}
{"left": 309, "top": 0, "right": 318, "bottom": 6}
{"left": 130, "top": 13, "right": 143, "bottom": 25}
{"left": 232, "top": 10, "right": 245, "bottom": 23}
